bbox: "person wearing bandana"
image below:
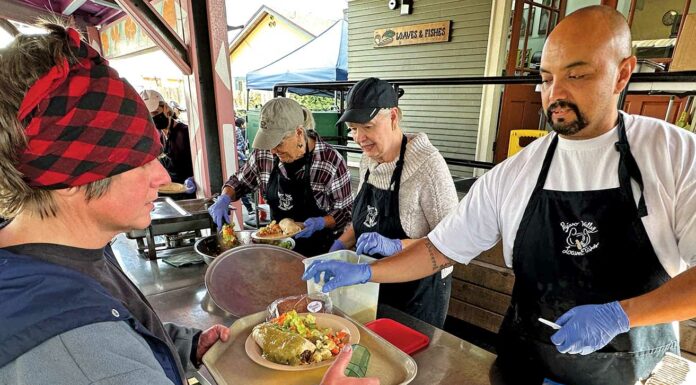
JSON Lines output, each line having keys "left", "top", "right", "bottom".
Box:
{"left": 304, "top": 6, "right": 696, "bottom": 385}
{"left": 208, "top": 98, "right": 353, "bottom": 256}
{"left": 0, "top": 22, "right": 374, "bottom": 385}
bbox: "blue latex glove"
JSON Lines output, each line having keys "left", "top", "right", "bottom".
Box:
{"left": 208, "top": 194, "right": 231, "bottom": 229}
{"left": 302, "top": 260, "right": 372, "bottom": 293}
{"left": 184, "top": 177, "right": 196, "bottom": 194}
{"left": 550, "top": 301, "right": 630, "bottom": 355}
{"left": 355, "top": 232, "right": 402, "bottom": 256}
{"left": 328, "top": 239, "right": 346, "bottom": 252}
{"left": 294, "top": 216, "right": 326, "bottom": 239}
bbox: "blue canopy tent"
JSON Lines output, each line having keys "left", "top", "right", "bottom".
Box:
{"left": 246, "top": 19, "right": 348, "bottom": 95}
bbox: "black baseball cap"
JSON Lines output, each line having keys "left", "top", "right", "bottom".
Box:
{"left": 337, "top": 77, "right": 398, "bottom": 124}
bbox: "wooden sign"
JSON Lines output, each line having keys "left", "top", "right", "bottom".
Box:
{"left": 671, "top": 14, "right": 696, "bottom": 71}
{"left": 374, "top": 20, "right": 451, "bottom": 48}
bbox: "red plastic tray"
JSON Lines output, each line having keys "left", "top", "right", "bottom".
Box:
{"left": 365, "top": 318, "right": 430, "bottom": 355}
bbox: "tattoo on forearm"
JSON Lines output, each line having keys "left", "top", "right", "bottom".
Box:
{"left": 425, "top": 239, "right": 455, "bottom": 272}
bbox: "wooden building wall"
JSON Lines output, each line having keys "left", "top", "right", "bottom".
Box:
{"left": 346, "top": 0, "right": 493, "bottom": 177}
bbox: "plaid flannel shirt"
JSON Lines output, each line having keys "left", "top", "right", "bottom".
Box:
{"left": 225, "top": 134, "right": 353, "bottom": 228}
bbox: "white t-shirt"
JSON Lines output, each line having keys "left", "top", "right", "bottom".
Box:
{"left": 429, "top": 112, "right": 696, "bottom": 277}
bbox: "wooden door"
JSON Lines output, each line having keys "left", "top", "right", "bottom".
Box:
{"left": 494, "top": 84, "right": 543, "bottom": 163}
{"left": 623, "top": 95, "right": 687, "bottom": 124}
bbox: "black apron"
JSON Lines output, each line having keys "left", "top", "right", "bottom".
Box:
{"left": 265, "top": 148, "right": 337, "bottom": 257}
{"left": 496, "top": 116, "right": 678, "bottom": 385}
{"left": 352, "top": 136, "right": 452, "bottom": 328}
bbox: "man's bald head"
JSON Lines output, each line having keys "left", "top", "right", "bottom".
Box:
{"left": 545, "top": 5, "right": 632, "bottom": 62}
{"left": 539, "top": 6, "right": 637, "bottom": 139}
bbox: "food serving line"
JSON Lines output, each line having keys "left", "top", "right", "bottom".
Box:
{"left": 111, "top": 217, "right": 502, "bottom": 385}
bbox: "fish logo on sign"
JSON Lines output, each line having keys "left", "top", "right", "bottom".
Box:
{"left": 278, "top": 193, "right": 293, "bottom": 211}
{"left": 561, "top": 221, "right": 599, "bottom": 256}
{"left": 364, "top": 205, "right": 379, "bottom": 228}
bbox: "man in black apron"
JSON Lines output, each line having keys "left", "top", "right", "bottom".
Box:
{"left": 304, "top": 7, "right": 696, "bottom": 384}
{"left": 495, "top": 114, "right": 678, "bottom": 384}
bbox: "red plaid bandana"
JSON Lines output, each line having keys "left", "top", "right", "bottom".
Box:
{"left": 16, "top": 28, "right": 162, "bottom": 189}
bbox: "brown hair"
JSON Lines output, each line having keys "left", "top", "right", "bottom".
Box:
{"left": 0, "top": 20, "right": 111, "bottom": 219}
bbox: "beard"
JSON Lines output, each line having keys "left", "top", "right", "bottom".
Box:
{"left": 546, "top": 100, "right": 588, "bottom": 136}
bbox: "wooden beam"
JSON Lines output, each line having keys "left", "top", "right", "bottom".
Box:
{"left": 0, "top": 18, "right": 19, "bottom": 36}
{"left": 448, "top": 298, "right": 505, "bottom": 334}
{"left": 114, "top": 0, "right": 191, "bottom": 75}
{"left": 453, "top": 260, "right": 515, "bottom": 295}
{"left": 0, "top": 0, "right": 70, "bottom": 26}
{"left": 62, "top": 0, "right": 88, "bottom": 16}
{"left": 451, "top": 279, "right": 512, "bottom": 315}
{"left": 475, "top": 242, "right": 506, "bottom": 268}
{"left": 681, "top": 320, "right": 696, "bottom": 355}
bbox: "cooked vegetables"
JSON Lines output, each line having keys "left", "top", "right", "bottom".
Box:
{"left": 253, "top": 311, "right": 349, "bottom": 366}
{"left": 219, "top": 224, "right": 238, "bottom": 250}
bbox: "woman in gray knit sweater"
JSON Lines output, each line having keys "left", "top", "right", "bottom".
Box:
{"left": 330, "top": 78, "right": 458, "bottom": 327}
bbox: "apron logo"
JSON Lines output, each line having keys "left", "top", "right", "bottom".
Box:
{"left": 278, "top": 193, "right": 294, "bottom": 211}
{"left": 364, "top": 205, "right": 379, "bottom": 228}
{"left": 561, "top": 221, "right": 599, "bottom": 256}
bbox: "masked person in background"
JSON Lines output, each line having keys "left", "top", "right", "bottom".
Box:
{"left": 329, "top": 78, "right": 458, "bottom": 328}
{"left": 140, "top": 89, "right": 195, "bottom": 194}
{"left": 304, "top": 6, "right": 696, "bottom": 385}
{"left": 0, "top": 21, "right": 374, "bottom": 385}
{"left": 209, "top": 98, "right": 353, "bottom": 256}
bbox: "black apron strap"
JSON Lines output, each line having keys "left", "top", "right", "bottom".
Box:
{"left": 614, "top": 115, "right": 648, "bottom": 217}
{"left": 386, "top": 135, "right": 408, "bottom": 217}
{"left": 532, "top": 134, "right": 559, "bottom": 193}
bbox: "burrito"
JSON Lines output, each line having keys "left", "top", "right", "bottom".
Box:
{"left": 279, "top": 218, "right": 302, "bottom": 235}
{"left": 252, "top": 323, "right": 316, "bottom": 365}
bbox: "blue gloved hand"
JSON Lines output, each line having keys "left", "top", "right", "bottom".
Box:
{"left": 328, "top": 239, "right": 346, "bottom": 252}
{"left": 550, "top": 301, "right": 630, "bottom": 355}
{"left": 355, "top": 232, "right": 402, "bottom": 256}
{"left": 301, "top": 260, "right": 372, "bottom": 293}
{"left": 184, "top": 177, "right": 196, "bottom": 194}
{"left": 208, "top": 194, "right": 231, "bottom": 229}
{"left": 294, "top": 216, "right": 326, "bottom": 239}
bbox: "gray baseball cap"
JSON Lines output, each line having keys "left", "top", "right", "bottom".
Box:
{"left": 140, "top": 89, "right": 165, "bottom": 113}
{"left": 253, "top": 98, "right": 304, "bottom": 150}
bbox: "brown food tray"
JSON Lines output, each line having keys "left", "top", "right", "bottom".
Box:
{"left": 202, "top": 310, "right": 417, "bottom": 385}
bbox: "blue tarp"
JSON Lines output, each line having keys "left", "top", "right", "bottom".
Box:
{"left": 246, "top": 19, "right": 347, "bottom": 94}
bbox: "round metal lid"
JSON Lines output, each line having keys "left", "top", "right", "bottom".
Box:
{"left": 204, "top": 244, "right": 307, "bottom": 317}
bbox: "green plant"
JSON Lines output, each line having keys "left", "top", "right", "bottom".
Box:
{"left": 288, "top": 94, "right": 336, "bottom": 111}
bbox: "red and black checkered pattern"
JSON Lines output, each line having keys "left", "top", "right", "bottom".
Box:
{"left": 16, "top": 28, "right": 161, "bottom": 189}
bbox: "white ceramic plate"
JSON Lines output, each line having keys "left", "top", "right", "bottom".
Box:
{"left": 244, "top": 313, "right": 360, "bottom": 371}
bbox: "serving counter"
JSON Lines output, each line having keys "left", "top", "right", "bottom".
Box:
{"left": 143, "top": 281, "right": 503, "bottom": 385}
{"left": 112, "top": 232, "right": 502, "bottom": 385}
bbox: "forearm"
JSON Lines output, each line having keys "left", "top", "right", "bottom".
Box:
{"left": 620, "top": 266, "right": 696, "bottom": 327}
{"left": 221, "top": 185, "right": 237, "bottom": 201}
{"left": 370, "top": 238, "right": 455, "bottom": 283}
{"left": 400, "top": 238, "right": 418, "bottom": 249}
{"left": 338, "top": 225, "right": 356, "bottom": 249}
{"left": 327, "top": 205, "right": 352, "bottom": 229}
{"left": 323, "top": 215, "right": 336, "bottom": 230}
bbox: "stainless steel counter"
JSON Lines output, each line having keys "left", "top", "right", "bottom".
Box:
{"left": 113, "top": 234, "right": 501, "bottom": 385}
{"left": 377, "top": 307, "right": 503, "bottom": 385}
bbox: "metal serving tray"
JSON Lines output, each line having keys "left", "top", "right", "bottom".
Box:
{"left": 202, "top": 310, "right": 417, "bottom": 385}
